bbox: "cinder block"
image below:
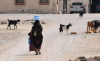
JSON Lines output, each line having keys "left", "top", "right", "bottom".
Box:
{"left": 85, "top": 31, "right": 91, "bottom": 33}
{"left": 71, "top": 32, "right": 77, "bottom": 34}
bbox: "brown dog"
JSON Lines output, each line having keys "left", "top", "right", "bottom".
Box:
{"left": 87, "top": 21, "right": 94, "bottom": 31}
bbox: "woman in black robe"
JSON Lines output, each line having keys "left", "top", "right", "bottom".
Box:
{"left": 30, "top": 20, "right": 43, "bottom": 55}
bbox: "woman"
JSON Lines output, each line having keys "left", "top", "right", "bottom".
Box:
{"left": 30, "top": 20, "right": 43, "bottom": 55}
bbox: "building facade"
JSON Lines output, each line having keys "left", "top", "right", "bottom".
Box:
{"left": 0, "top": 0, "right": 58, "bottom": 14}
{"left": 0, "top": 0, "right": 98, "bottom": 14}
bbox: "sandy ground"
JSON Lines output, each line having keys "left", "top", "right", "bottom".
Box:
{"left": 0, "top": 14, "right": 100, "bottom": 61}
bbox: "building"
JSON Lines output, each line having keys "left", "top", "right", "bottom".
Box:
{"left": 59, "top": 0, "right": 100, "bottom": 13}
{"left": 0, "top": 0, "right": 100, "bottom": 14}
{"left": 0, "top": 0, "right": 58, "bottom": 14}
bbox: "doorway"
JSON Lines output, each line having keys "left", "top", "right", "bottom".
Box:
{"left": 90, "top": 0, "right": 100, "bottom": 13}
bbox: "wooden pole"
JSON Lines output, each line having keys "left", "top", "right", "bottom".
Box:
{"left": 66, "top": 0, "right": 67, "bottom": 14}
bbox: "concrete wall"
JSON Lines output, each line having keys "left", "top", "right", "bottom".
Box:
{"left": 58, "top": 0, "right": 63, "bottom": 13}
{"left": 0, "top": 0, "right": 57, "bottom": 14}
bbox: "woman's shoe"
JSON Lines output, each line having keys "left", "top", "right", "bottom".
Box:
{"left": 35, "top": 50, "right": 38, "bottom": 55}
{"left": 35, "top": 53, "right": 38, "bottom": 55}
{"left": 39, "top": 52, "right": 41, "bottom": 54}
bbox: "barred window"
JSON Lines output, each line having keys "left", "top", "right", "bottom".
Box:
{"left": 15, "top": 0, "right": 25, "bottom": 5}
{"left": 40, "top": 0, "right": 49, "bottom": 5}
{"left": 40, "top": 0, "right": 49, "bottom": 3}
{"left": 16, "top": 0, "right": 24, "bottom": 3}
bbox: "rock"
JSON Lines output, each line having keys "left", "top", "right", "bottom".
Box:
{"left": 84, "top": 36, "right": 86, "bottom": 38}
{"left": 42, "top": 21, "right": 46, "bottom": 24}
{"left": 2, "top": 40, "right": 6, "bottom": 43}
{"left": 75, "top": 56, "right": 86, "bottom": 61}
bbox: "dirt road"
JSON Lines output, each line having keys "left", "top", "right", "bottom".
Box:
{"left": 0, "top": 14, "right": 100, "bottom": 61}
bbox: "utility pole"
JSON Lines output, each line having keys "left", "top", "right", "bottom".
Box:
{"left": 66, "top": 0, "right": 67, "bottom": 14}
{"left": 57, "top": 0, "right": 59, "bottom": 14}
{"left": 88, "top": 0, "right": 91, "bottom": 13}
{"left": 63, "top": 0, "right": 67, "bottom": 14}
{"left": 63, "top": 0, "right": 66, "bottom": 14}
{"left": 89, "top": 0, "right": 91, "bottom": 13}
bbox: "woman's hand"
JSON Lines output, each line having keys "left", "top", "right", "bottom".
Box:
{"left": 36, "top": 28, "right": 38, "bottom": 30}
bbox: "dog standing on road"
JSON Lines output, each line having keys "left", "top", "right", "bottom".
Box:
{"left": 79, "top": 12, "right": 83, "bottom": 18}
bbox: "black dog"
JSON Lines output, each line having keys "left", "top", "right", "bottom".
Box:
{"left": 79, "top": 11, "right": 83, "bottom": 18}
{"left": 7, "top": 19, "right": 20, "bottom": 29}
{"left": 94, "top": 20, "right": 100, "bottom": 32}
{"left": 59, "top": 23, "right": 72, "bottom": 34}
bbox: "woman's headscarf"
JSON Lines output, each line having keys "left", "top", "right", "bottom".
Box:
{"left": 32, "top": 20, "right": 40, "bottom": 29}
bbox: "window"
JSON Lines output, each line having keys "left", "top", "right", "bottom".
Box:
{"left": 77, "top": 3, "right": 82, "bottom": 5}
{"left": 40, "top": 0, "right": 49, "bottom": 5}
{"left": 72, "top": 3, "right": 83, "bottom": 5}
{"left": 15, "top": 0, "right": 25, "bottom": 5}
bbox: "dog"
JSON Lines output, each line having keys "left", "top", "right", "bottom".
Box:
{"left": 59, "top": 23, "right": 72, "bottom": 34}
{"left": 79, "top": 11, "right": 83, "bottom": 18}
{"left": 87, "top": 21, "right": 94, "bottom": 31}
{"left": 94, "top": 20, "right": 100, "bottom": 33}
